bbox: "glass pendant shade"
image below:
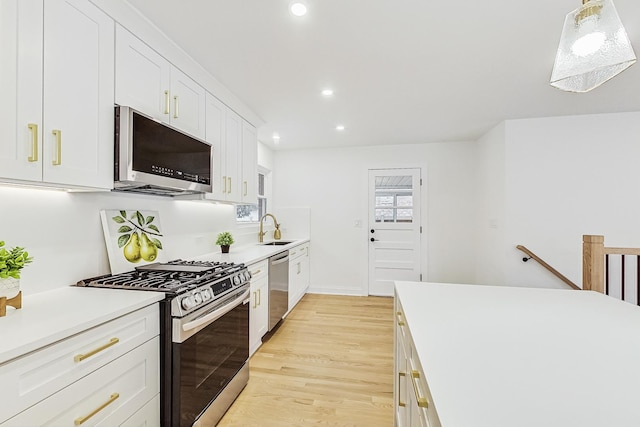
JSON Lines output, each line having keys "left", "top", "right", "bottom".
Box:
{"left": 550, "top": 0, "right": 636, "bottom": 92}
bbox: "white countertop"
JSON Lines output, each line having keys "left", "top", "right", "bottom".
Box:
{"left": 193, "top": 238, "right": 309, "bottom": 266}
{"left": 395, "top": 281, "right": 640, "bottom": 427}
{"left": 0, "top": 286, "right": 164, "bottom": 365}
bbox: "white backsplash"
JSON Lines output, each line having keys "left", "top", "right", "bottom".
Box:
{"left": 0, "top": 186, "right": 256, "bottom": 295}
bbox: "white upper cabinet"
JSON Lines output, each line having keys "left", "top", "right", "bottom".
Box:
{"left": 0, "top": 0, "right": 114, "bottom": 190}
{"left": 241, "top": 120, "right": 258, "bottom": 204}
{"left": 204, "top": 92, "right": 245, "bottom": 203}
{"left": 115, "top": 25, "right": 206, "bottom": 139}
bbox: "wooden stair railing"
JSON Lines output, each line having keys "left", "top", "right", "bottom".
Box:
{"left": 583, "top": 235, "right": 640, "bottom": 302}
{"left": 516, "top": 245, "right": 581, "bottom": 290}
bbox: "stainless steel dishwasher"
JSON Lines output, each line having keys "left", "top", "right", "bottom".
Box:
{"left": 268, "top": 250, "right": 289, "bottom": 331}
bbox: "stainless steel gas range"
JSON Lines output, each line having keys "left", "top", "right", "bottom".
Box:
{"left": 77, "top": 259, "right": 251, "bottom": 427}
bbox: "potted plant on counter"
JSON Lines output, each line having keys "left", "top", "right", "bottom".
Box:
{"left": 0, "top": 240, "right": 33, "bottom": 302}
{"left": 215, "top": 232, "right": 235, "bottom": 254}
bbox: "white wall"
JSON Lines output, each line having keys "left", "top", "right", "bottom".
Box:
{"left": 474, "top": 122, "right": 507, "bottom": 286}
{"left": 273, "top": 142, "right": 477, "bottom": 295}
{"left": 503, "top": 111, "right": 640, "bottom": 289}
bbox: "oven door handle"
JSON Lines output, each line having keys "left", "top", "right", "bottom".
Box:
{"left": 182, "top": 290, "right": 250, "bottom": 333}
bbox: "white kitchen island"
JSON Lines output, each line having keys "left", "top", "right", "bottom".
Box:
{"left": 394, "top": 281, "right": 640, "bottom": 427}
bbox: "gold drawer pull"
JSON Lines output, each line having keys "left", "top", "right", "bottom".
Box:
{"left": 228, "top": 177, "right": 232, "bottom": 192}
{"left": 74, "top": 337, "right": 119, "bottom": 362}
{"left": 28, "top": 123, "right": 38, "bottom": 162}
{"left": 257, "top": 288, "right": 261, "bottom": 306}
{"left": 251, "top": 269, "right": 262, "bottom": 276}
{"left": 396, "top": 311, "right": 405, "bottom": 326}
{"left": 173, "top": 95, "right": 179, "bottom": 118}
{"left": 398, "top": 371, "right": 406, "bottom": 407}
{"left": 410, "top": 370, "right": 429, "bottom": 408}
{"left": 52, "top": 129, "right": 61, "bottom": 165}
{"left": 252, "top": 291, "right": 258, "bottom": 309}
{"left": 244, "top": 180, "right": 248, "bottom": 196}
{"left": 74, "top": 392, "right": 119, "bottom": 425}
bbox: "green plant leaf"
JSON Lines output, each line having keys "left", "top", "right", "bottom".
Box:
{"left": 112, "top": 216, "right": 125, "bottom": 223}
{"left": 148, "top": 224, "right": 160, "bottom": 233}
{"left": 118, "top": 234, "right": 130, "bottom": 248}
{"left": 118, "top": 226, "right": 133, "bottom": 233}
{"left": 120, "top": 210, "right": 127, "bottom": 218}
{"left": 145, "top": 215, "right": 155, "bottom": 224}
{"left": 151, "top": 238, "right": 163, "bottom": 250}
{"left": 136, "top": 211, "right": 144, "bottom": 226}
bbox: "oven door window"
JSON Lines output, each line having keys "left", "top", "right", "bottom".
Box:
{"left": 173, "top": 302, "right": 249, "bottom": 427}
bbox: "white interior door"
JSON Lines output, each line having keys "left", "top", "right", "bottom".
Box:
{"left": 368, "top": 168, "right": 421, "bottom": 296}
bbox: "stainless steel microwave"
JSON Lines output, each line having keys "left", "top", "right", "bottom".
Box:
{"left": 114, "top": 106, "right": 212, "bottom": 196}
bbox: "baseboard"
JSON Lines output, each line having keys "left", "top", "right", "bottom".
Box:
{"left": 306, "top": 285, "right": 367, "bottom": 296}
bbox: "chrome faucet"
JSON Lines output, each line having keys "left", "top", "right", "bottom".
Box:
{"left": 259, "top": 213, "right": 282, "bottom": 243}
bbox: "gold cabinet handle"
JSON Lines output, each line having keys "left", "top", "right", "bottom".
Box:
{"left": 173, "top": 95, "right": 179, "bottom": 118}
{"left": 28, "top": 123, "right": 38, "bottom": 162}
{"left": 74, "top": 337, "right": 119, "bottom": 362}
{"left": 52, "top": 129, "right": 62, "bottom": 165}
{"left": 244, "top": 181, "right": 248, "bottom": 196}
{"left": 257, "top": 288, "right": 261, "bottom": 306}
{"left": 297, "top": 262, "right": 301, "bottom": 274}
{"left": 252, "top": 291, "right": 257, "bottom": 309}
{"left": 222, "top": 175, "right": 227, "bottom": 193}
{"left": 398, "top": 371, "right": 406, "bottom": 408}
{"left": 228, "top": 177, "right": 232, "bottom": 193}
{"left": 74, "top": 393, "right": 119, "bottom": 425}
{"left": 251, "top": 269, "right": 261, "bottom": 276}
{"left": 396, "top": 311, "right": 405, "bottom": 326}
{"left": 164, "top": 90, "right": 170, "bottom": 114}
{"left": 410, "top": 370, "right": 429, "bottom": 408}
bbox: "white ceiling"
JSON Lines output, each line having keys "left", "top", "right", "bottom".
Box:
{"left": 125, "top": 0, "right": 640, "bottom": 150}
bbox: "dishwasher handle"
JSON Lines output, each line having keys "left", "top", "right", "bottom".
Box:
{"left": 270, "top": 252, "right": 289, "bottom": 265}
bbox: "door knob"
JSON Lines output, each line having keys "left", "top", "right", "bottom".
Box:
{"left": 370, "top": 237, "right": 377, "bottom": 242}
{"left": 370, "top": 229, "right": 375, "bottom": 233}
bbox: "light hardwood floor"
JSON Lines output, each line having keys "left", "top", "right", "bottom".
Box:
{"left": 218, "top": 293, "right": 395, "bottom": 426}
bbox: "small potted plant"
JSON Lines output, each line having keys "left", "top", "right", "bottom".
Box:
{"left": 0, "top": 240, "right": 33, "bottom": 299}
{"left": 215, "top": 232, "right": 235, "bottom": 254}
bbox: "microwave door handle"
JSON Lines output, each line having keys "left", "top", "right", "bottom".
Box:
{"left": 182, "top": 290, "right": 250, "bottom": 333}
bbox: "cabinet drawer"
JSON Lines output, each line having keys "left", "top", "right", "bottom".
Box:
{"left": 248, "top": 259, "right": 268, "bottom": 282}
{"left": 288, "top": 243, "right": 308, "bottom": 261}
{"left": 0, "top": 304, "right": 159, "bottom": 422}
{"left": 120, "top": 394, "right": 160, "bottom": 427}
{"left": 2, "top": 337, "right": 160, "bottom": 426}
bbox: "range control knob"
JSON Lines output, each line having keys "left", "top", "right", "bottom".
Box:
{"left": 193, "top": 292, "right": 203, "bottom": 305}
{"left": 201, "top": 289, "right": 212, "bottom": 301}
{"left": 246, "top": 271, "right": 252, "bottom": 280}
{"left": 233, "top": 275, "right": 241, "bottom": 285}
{"left": 181, "top": 296, "right": 195, "bottom": 310}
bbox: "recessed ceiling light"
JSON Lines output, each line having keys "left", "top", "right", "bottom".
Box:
{"left": 335, "top": 125, "right": 345, "bottom": 131}
{"left": 272, "top": 133, "right": 281, "bottom": 143}
{"left": 321, "top": 89, "right": 334, "bottom": 97}
{"left": 289, "top": 1, "right": 308, "bottom": 17}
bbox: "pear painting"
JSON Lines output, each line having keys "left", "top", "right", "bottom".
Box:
{"left": 111, "top": 210, "right": 163, "bottom": 264}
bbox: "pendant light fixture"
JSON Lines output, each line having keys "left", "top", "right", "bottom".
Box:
{"left": 550, "top": 0, "right": 636, "bottom": 92}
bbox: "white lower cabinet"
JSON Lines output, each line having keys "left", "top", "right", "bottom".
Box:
{"left": 249, "top": 259, "right": 269, "bottom": 356}
{"left": 288, "top": 243, "right": 310, "bottom": 312}
{"left": 0, "top": 303, "right": 160, "bottom": 426}
{"left": 395, "top": 296, "right": 440, "bottom": 427}
{"left": 120, "top": 394, "right": 160, "bottom": 427}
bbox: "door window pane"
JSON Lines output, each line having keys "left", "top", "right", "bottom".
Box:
{"left": 374, "top": 175, "right": 413, "bottom": 223}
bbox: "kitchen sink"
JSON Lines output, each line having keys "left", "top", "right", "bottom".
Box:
{"left": 262, "top": 241, "right": 294, "bottom": 246}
